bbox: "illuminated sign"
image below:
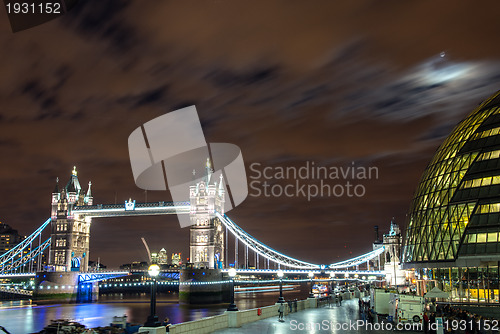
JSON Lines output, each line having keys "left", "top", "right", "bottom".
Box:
{"left": 125, "top": 199, "right": 136, "bottom": 211}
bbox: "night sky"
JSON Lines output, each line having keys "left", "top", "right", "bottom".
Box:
{"left": 1, "top": 1, "right": 500, "bottom": 268}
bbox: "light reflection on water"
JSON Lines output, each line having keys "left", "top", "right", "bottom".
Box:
{"left": 0, "top": 284, "right": 310, "bottom": 334}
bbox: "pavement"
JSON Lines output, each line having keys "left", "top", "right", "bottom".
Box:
{"left": 213, "top": 299, "right": 423, "bottom": 334}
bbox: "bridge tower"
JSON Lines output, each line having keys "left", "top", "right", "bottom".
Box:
{"left": 48, "top": 167, "right": 93, "bottom": 272}
{"left": 189, "top": 159, "right": 225, "bottom": 269}
{"left": 383, "top": 219, "right": 406, "bottom": 286}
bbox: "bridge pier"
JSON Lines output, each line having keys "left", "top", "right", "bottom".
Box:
{"left": 33, "top": 272, "right": 98, "bottom": 303}
{"left": 179, "top": 269, "right": 231, "bottom": 304}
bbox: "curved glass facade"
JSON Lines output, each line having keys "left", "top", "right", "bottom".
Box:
{"left": 404, "top": 91, "right": 500, "bottom": 264}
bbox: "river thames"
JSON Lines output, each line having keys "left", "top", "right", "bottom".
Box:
{"left": 0, "top": 285, "right": 311, "bottom": 333}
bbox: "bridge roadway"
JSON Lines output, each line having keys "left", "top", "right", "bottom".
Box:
{"left": 0, "top": 285, "right": 32, "bottom": 296}
{"left": 0, "top": 268, "right": 385, "bottom": 280}
{"left": 72, "top": 201, "right": 190, "bottom": 218}
{"left": 221, "top": 269, "right": 385, "bottom": 276}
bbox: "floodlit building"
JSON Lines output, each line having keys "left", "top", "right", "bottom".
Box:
{"left": 403, "top": 91, "right": 500, "bottom": 302}
{"left": 171, "top": 253, "right": 182, "bottom": 266}
{"left": 384, "top": 221, "right": 406, "bottom": 286}
{"left": 0, "top": 222, "right": 25, "bottom": 256}
{"left": 49, "top": 167, "right": 93, "bottom": 272}
{"left": 158, "top": 248, "right": 168, "bottom": 264}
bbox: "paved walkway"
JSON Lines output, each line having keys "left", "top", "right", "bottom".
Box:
{"left": 213, "top": 299, "right": 422, "bottom": 334}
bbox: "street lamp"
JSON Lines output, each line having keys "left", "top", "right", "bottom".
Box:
{"left": 277, "top": 270, "right": 285, "bottom": 303}
{"left": 329, "top": 272, "right": 335, "bottom": 295}
{"left": 227, "top": 268, "right": 238, "bottom": 311}
{"left": 144, "top": 264, "right": 161, "bottom": 327}
{"left": 308, "top": 272, "right": 314, "bottom": 298}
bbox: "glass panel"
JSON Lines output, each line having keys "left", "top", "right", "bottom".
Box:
{"left": 404, "top": 93, "right": 500, "bottom": 263}
{"left": 487, "top": 232, "right": 498, "bottom": 242}
{"left": 477, "top": 233, "right": 487, "bottom": 243}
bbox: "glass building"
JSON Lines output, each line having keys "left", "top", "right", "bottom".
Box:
{"left": 403, "top": 90, "right": 500, "bottom": 303}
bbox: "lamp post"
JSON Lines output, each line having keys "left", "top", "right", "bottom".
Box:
{"left": 144, "top": 264, "right": 161, "bottom": 327}
{"left": 277, "top": 270, "right": 285, "bottom": 303}
{"left": 329, "top": 272, "right": 335, "bottom": 295}
{"left": 308, "top": 272, "right": 314, "bottom": 298}
{"left": 227, "top": 268, "right": 238, "bottom": 311}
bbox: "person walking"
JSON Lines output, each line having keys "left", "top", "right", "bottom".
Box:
{"left": 429, "top": 313, "right": 436, "bottom": 334}
{"left": 369, "top": 306, "right": 377, "bottom": 323}
{"left": 423, "top": 312, "right": 429, "bottom": 334}
{"left": 163, "top": 317, "right": 171, "bottom": 332}
{"left": 278, "top": 302, "right": 285, "bottom": 322}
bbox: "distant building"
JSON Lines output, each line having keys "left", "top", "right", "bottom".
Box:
{"left": 171, "top": 253, "right": 182, "bottom": 266}
{"left": 0, "top": 221, "right": 27, "bottom": 266}
{"left": 88, "top": 260, "right": 106, "bottom": 270}
{"left": 158, "top": 248, "right": 168, "bottom": 264}
{"left": 371, "top": 225, "right": 384, "bottom": 270}
{"left": 0, "top": 222, "right": 25, "bottom": 256}
{"left": 383, "top": 220, "right": 406, "bottom": 286}
{"left": 119, "top": 261, "right": 148, "bottom": 270}
{"left": 151, "top": 252, "right": 158, "bottom": 264}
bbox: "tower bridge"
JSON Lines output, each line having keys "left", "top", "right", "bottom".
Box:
{"left": 0, "top": 164, "right": 391, "bottom": 302}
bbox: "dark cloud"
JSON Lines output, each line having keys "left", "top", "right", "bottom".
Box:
{"left": 0, "top": 1, "right": 500, "bottom": 267}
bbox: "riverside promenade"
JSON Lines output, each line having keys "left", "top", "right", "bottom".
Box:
{"left": 213, "top": 299, "right": 422, "bottom": 334}
{"left": 166, "top": 297, "right": 422, "bottom": 334}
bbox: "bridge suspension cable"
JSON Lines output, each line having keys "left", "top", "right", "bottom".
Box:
{"left": 219, "top": 212, "right": 385, "bottom": 270}
{"left": 0, "top": 218, "right": 51, "bottom": 273}
{"left": 217, "top": 212, "right": 320, "bottom": 270}
{"left": 328, "top": 246, "right": 384, "bottom": 269}
{"left": 0, "top": 238, "right": 51, "bottom": 272}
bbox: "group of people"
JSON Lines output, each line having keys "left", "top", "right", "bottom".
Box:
{"left": 358, "top": 298, "right": 377, "bottom": 323}
{"left": 423, "top": 303, "right": 498, "bottom": 334}
{"left": 278, "top": 299, "right": 302, "bottom": 321}
{"left": 356, "top": 297, "right": 498, "bottom": 334}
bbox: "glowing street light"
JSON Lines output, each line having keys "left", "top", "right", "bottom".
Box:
{"left": 329, "top": 272, "right": 335, "bottom": 294}
{"left": 227, "top": 268, "right": 238, "bottom": 311}
{"left": 144, "top": 264, "right": 161, "bottom": 327}
{"left": 277, "top": 270, "right": 285, "bottom": 303}
{"left": 308, "top": 272, "right": 314, "bottom": 298}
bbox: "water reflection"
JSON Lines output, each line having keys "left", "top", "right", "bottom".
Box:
{"left": 0, "top": 283, "right": 310, "bottom": 333}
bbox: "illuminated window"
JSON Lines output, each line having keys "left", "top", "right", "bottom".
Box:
{"left": 478, "top": 150, "right": 500, "bottom": 161}
{"left": 487, "top": 233, "right": 498, "bottom": 242}
{"left": 196, "top": 235, "right": 208, "bottom": 243}
{"left": 479, "top": 203, "right": 500, "bottom": 214}
{"left": 462, "top": 176, "right": 500, "bottom": 189}
{"left": 477, "top": 233, "right": 487, "bottom": 243}
{"left": 56, "top": 239, "right": 66, "bottom": 247}
{"left": 473, "top": 127, "right": 500, "bottom": 140}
